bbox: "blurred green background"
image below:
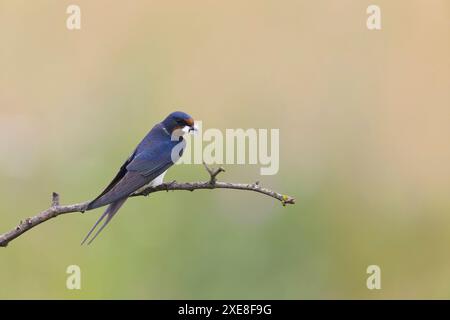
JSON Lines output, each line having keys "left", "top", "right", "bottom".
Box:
{"left": 0, "top": 0, "right": 449, "bottom": 299}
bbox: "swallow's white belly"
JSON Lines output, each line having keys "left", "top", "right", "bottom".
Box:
{"left": 136, "top": 170, "right": 167, "bottom": 193}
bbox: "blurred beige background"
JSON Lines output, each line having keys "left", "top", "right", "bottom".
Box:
{"left": 0, "top": 0, "right": 449, "bottom": 299}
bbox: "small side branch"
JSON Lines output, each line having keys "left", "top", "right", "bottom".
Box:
{"left": 0, "top": 165, "right": 295, "bottom": 247}
{"left": 202, "top": 161, "right": 225, "bottom": 184}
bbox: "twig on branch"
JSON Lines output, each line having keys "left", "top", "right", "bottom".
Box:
{"left": 0, "top": 164, "right": 295, "bottom": 247}
{"left": 202, "top": 161, "right": 225, "bottom": 184}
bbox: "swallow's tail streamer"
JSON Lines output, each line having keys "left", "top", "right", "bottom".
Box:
{"left": 81, "top": 197, "right": 127, "bottom": 245}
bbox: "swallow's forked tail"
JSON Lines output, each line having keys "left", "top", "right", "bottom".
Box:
{"left": 81, "top": 198, "right": 127, "bottom": 245}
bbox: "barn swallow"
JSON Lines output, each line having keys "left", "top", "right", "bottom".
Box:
{"left": 81, "top": 111, "right": 196, "bottom": 245}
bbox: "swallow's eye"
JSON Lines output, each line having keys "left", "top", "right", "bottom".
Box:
{"left": 176, "top": 119, "right": 185, "bottom": 125}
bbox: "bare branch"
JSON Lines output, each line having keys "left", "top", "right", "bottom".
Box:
{"left": 0, "top": 166, "right": 295, "bottom": 247}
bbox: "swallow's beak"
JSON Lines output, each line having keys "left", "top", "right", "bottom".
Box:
{"left": 188, "top": 123, "right": 198, "bottom": 134}
{"left": 184, "top": 117, "right": 197, "bottom": 134}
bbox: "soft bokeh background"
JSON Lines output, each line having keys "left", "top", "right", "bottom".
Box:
{"left": 0, "top": 0, "right": 449, "bottom": 299}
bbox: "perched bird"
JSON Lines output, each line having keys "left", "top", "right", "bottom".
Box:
{"left": 81, "top": 111, "right": 196, "bottom": 245}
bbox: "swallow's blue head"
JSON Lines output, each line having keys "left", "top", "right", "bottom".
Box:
{"left": 162, "top": 111, "right": 196, "bottom": 134}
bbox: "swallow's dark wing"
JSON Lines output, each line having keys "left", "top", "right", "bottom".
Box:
{"left": 87, "top": 149, "right": 137, "bottom": 208}
{"left": 124, "top": 138, "right": 186, "bottom": 176}
{"left": 87, "top": 141, "right": 179, "bottom": 210}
